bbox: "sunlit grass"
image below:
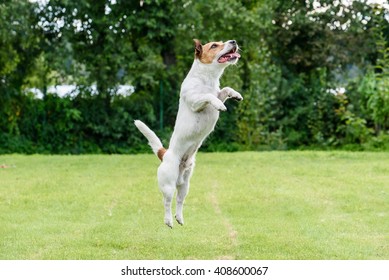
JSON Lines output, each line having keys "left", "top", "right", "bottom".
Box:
{"left": 0, "top": 152, "right": 388, "bottom": 259}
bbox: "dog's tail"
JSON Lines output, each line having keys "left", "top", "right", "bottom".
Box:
{"left": 134, "top": 120, "right": 166, "bottom": 161}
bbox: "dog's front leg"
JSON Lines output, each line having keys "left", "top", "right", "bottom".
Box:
{"left": 187, "top": 94, "right": 227, "bottom": 112}
{"left": 218, "top": 87, "right": 243, "bottom": 103}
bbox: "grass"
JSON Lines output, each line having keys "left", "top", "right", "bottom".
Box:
{"left": 0, "top": 151, "right": 388, "bottom": 260}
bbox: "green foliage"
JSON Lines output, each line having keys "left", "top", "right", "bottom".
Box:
{"left": 1, "top": 0, "right": 389, "bottom": 153}
{"left": 370, "top": 14, "right": 389, "bottom": 133}
{"left": 0, "top": 91, "right": 155, "bottom": 154}
{"left": 335, "top": 93, "right": 373, "bottom": 146}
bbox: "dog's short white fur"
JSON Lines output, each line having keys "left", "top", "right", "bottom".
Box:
{"left": 135, "top": 39, "right": 242, "bottom": 228}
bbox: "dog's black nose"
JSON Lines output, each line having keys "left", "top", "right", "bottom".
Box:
{"left": 229, "top": 40, "right": 237, "bottom": 45}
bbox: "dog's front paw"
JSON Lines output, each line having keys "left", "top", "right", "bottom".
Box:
{"left": 212, "top": 100, "right": 227, "bottom": 111}
{"left": 217, "top": 104, "right": 227, "bottom": 111}
{"left": 229, "top": 90, "right": 243, "bottom": 102}
{"left": 231, "top": 93, "right": 243, "bottom": 101}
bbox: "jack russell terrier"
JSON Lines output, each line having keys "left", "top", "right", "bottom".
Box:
{"left": 135, "top": 39, "right": 242, "bottom": 228}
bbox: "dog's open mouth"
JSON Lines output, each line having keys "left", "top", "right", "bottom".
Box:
{"left": 218, "top": 47, "right": 241, "bottom": 63}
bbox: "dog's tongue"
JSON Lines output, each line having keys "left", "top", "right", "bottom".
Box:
{"left": 218, "top": 52, "right": 241, "bottom": 63}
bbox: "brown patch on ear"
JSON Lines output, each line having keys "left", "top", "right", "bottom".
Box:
{"left": 193, "top": 39, "right": 202, "bottom": 60}
{"left": 157, "top": 147, "right": 167, "bottom": 161}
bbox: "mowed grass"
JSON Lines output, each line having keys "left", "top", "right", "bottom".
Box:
{"left": 0, "top": 151, "right": 388, "bottom": 260}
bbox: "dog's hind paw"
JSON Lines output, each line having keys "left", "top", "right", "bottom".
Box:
{"left": 165, "top": 219, "right": 173, "bottom": 228}
{"left": 165, "top": 222, "right": 173, "bottom": 229}
{"left": 175, "top": 215, "right": 184, "bottom": 226}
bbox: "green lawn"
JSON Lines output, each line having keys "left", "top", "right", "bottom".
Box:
{"left": 0, "top": 152, "right": 388, "bottom": 260}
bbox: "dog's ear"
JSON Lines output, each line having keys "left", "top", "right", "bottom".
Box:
{"left": 193, "top": 39, "right": 202, "bottom": 59}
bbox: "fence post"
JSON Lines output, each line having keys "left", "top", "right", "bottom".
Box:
{"left": 159, "top": 80, "right": 164, "bottom": 131}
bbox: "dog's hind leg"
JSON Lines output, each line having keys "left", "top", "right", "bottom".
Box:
{"left": 158, "top": 157, "right": 179, "bottom": 228}
{"left": 175, "top": 163, "right": 194, "bottom": 226}
{"left": 162, "top": 187, "right": 175, "bottom": 228}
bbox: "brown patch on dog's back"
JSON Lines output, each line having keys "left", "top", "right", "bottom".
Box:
{"left": 193, "top": 40, "right": 224, "bottom": 64}
{"left": 157, "top": 147, "right": 167, "bottom": 161}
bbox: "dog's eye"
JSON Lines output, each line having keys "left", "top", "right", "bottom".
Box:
{"left": 210, "top": 44, "right": 218, "bottom": 49}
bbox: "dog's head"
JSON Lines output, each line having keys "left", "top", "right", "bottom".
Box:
{"left": 193, "top": 39, "right": 240, "bottom": 65}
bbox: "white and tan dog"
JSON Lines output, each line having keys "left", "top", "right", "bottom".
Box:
{"left": 135, "top": 39, "right": 242, "bottom": 228}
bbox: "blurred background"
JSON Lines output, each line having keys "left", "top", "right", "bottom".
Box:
{"left": 1, "top": 0, "right": 388, "bottom": 154}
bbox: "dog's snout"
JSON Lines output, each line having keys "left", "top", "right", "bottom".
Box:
{"left": 229, "top": 40, "right": 237, "bottom": 45}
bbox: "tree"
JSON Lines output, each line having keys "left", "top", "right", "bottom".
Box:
{"left": 0, "top": 0, "right": 44, "bottom": 138}
{"left": 259, "top": 0, "right": 381, "bottom": 147}
{"left": 368, "top": 8, "right": 389, "bottom": 134}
